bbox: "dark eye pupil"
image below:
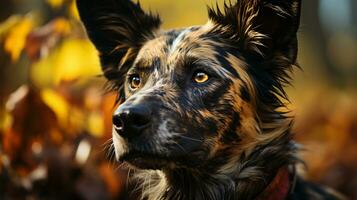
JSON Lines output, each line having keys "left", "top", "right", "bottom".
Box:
{"left": 197, "top": 73, "right": 205, "bottom": 79}
{"left": 130, "top": 76, "right": 141, "bottom": 89}
{"left": 133, "top": 77, "right": 140, "bottom": 84}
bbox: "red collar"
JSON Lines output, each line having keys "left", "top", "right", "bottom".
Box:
{"left": 256, "top": 166, "right": 295, "bottom": 200}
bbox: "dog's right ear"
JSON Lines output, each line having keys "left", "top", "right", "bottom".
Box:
{"left": 76, "top": 0, "right": 161, "bottom": 83}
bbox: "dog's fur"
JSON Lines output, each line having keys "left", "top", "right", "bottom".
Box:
{"left": 77, "top": 0, "right": 345, "bottom": 199}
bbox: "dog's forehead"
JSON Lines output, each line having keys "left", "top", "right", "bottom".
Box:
{"left": 134, "top": 24, "right": 218, "bottom": 70}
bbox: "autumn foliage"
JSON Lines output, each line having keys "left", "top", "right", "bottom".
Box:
{"left": 0, "top": 0, "right": 356, "bottom": 199}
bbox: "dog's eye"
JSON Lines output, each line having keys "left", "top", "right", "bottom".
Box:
{"left": 129, "top": 74, "right": 141, "bottom": 90}
{"left": 193, "top": 71, "right": 209, "bottom": 84}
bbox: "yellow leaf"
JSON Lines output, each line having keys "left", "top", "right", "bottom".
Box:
{"left": 52, "top": 18, "right": 71, "bottom": 35}
{"left": 87, "top": 112, "right": 104, "bottom": 138}
{"left": 54, "top": 39, "right": 101, "bottom": 84}
{"left": 69, "top": 0, "right": 80, "bottom": 20}
{"left": 67, "top": 108, "right": 86, "bottom": 135}
{"left": 0, "top": 111, "right": 13, "bottom": 133}
{"left": 31, "top": 39, "right": 101, "bottom": 87}
{"left": 0, "top": 15, "right": 21, "bottom": 39}
{"left": 46, "top": 0, "right": 64, "bottom": 9}
{"left": 4, "top": 15, "right": 34, "bottom": 62}
{"left": 41, "top": 89, "right": 69, "bottom": 128}
{"left": 41, "top": 89, "right": 87, "bottom": 135}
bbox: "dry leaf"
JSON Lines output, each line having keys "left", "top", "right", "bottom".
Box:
{"left": 25, "top": 18, "right": 71, "bottom": 62}
{"left": 3, "top": 14, "right": 34, "bottom": 62}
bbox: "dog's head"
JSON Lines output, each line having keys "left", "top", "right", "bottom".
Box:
{"left": 77, "top": 0, "right": 301, "bottom": 170}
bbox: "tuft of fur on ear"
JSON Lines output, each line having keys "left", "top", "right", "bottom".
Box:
{"left": 76, "top": 0, "right": 161, "bottom": 95}
{"left": 208, "top": 0, "right": 301, "bottom": 63}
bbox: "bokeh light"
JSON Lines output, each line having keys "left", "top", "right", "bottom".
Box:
{"left": 0, "top": 0, "right": 356, "bottom": 199}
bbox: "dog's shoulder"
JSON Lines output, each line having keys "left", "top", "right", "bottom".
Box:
{"left": 288, "top": 177, "right": 347, "bottom": 200}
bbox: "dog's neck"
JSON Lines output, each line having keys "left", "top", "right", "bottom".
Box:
{"left": 134, "top": 133, "right": 298, "bottom": 200}
{"left": 159, "top": 166, "right": 293, "bottom": 200}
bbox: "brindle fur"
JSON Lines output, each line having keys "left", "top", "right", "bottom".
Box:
{"left": 77, "top": 0, "right": 345, "bottom": 199}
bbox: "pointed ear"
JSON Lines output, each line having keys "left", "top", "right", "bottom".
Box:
{"left": 208, "top": 0, "right": 301, "bottom": 63}
{"left": 76, "top": 0, "right": 161, "bottom": 81}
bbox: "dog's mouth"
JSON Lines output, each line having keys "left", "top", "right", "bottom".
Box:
{"left": 120, "top": 151, "right": 174, "bottom": 169}
{"left": 113, "top": 129, "right": 207, "bottom": 169}
{"left": 119, "top": 147, "right": 208, "bottom": 170}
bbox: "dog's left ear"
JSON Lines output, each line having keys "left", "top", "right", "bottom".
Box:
{"left": 76, "top": 0, "right": 161, "bottom": 86}
{"left": 208, "top": 0, "right": 301, "bottom": 63}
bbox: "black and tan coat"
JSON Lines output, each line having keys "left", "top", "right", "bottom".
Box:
{"left": 76, "top": 0, "right": 345, "bottom": 199}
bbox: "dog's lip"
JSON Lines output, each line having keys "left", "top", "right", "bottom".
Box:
{"left": 119, "top": 148, "right": 208, "bottom": 170}
{"left": 120, "top": 151, "right": 172, "bottom": 169}
{"left": 121, "top": 151, "right": 168, "bottom": 161}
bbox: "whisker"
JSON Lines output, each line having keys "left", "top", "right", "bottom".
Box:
{"left": 175, "top": 135, "right": 203, "bottom": 142}
{"left": 172, "top": 141, "right": 187, "bottom": 153}
{"left": 108, "top": 144, "right": 116, "bottom": 163}
{"left": 101, "top": 138, "right": 113, "bottom": 149}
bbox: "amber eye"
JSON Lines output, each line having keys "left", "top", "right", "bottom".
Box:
{"left": 129, "top": 74, "right": 141, "bottom": 90}
{"left": 193, "top": 71, "right": 209, "bottom": 83}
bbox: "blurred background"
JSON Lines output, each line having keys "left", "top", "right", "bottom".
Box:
{"left": 0, "top": 0, "right": 356, "bottom": 199}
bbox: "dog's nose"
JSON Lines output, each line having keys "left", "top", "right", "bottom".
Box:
{"left": 113, "top": 104, "right": 152, "bottom": 138}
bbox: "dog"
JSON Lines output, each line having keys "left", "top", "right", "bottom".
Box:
{"left": 76, "top": 0, "right": 345, "bottom": 199}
